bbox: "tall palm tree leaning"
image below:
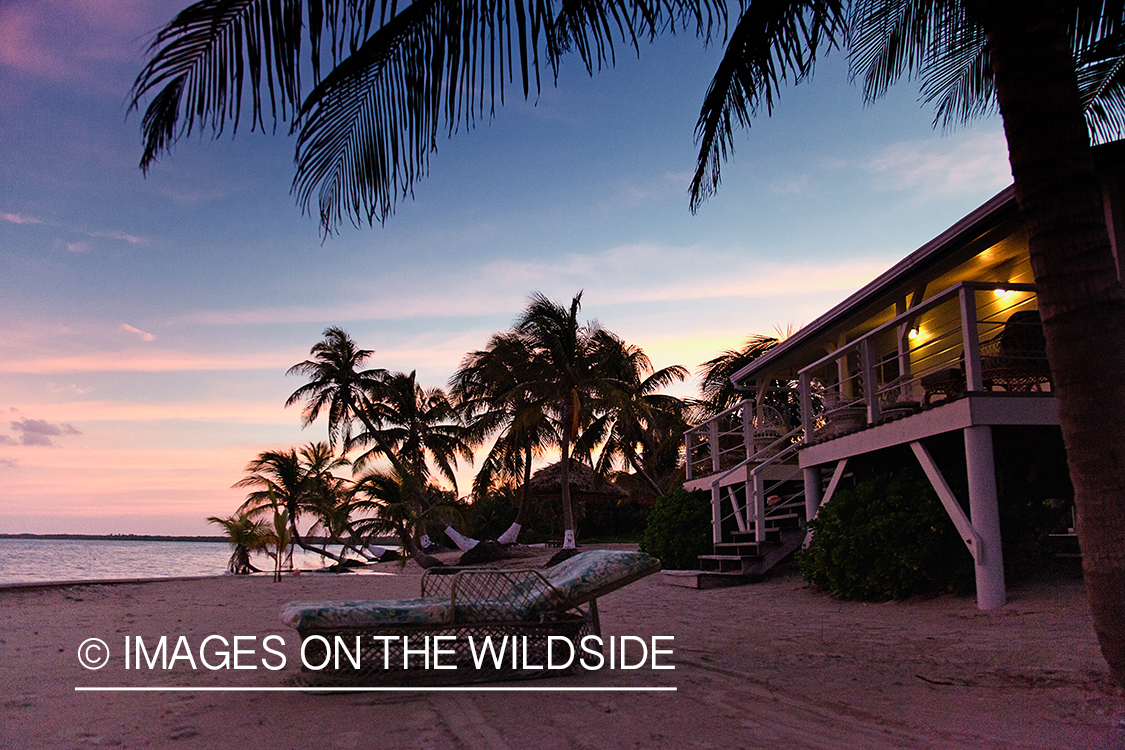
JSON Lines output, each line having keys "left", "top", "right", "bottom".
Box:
{"left": 131, "top": 1, "right": 1125, "bottom": 683}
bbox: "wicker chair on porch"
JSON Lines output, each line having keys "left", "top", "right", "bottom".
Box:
{"left": 751, "top": 404, "right": 790, "bottom": 457}
{"left": 979, "top": 309, "right": 1051, "bottom": 391}
{"left": 922, "top": 309, "right": 1051, "bottom": 404}
{"left": 280, "top": 549, "right": 660, "bottom": 685}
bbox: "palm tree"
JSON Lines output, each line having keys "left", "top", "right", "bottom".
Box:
{"left": 575, "top": 333, "right": 690, "bottom": 496}
{"left": 349, "top": 370, "right": 477, "bottom": 550}
{"left": 349, "top": 468, "right": 459, "bottom": 566}
{"left": 128, "top": 0, "right": 722, "bottom": 232}
{"left": 131, "top": 0, "right": 1125, "bottom": 682}
{"left": 513, "top": 291, "right": 629, "bottom": 549}
{"left": 286, "top": 327, "right": 390, "bottom": 450}
{"left": 233, "top": 442, "right": 350, "bottom": 564}
{"left": 207, "top": 510, "right": 269, "bottom": 574}
{"left": 287, "top": 328, "right": 474, "bottom": 560}
{"left": 451, "top": 331, "right": 557, "bottom": 544}
{"left": 696, "top": 334, "right": 780, "bottom": 418}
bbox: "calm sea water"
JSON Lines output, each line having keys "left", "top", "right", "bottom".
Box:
{"left": 0, "top": 538, "right": 384, "bottom": 585}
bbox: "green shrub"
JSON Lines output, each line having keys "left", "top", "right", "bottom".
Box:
{"left": 640, "top": 488, "right": 712, "bottom": 570}
{"left": 798, "top": 471, "right": 973, "bottom": 600}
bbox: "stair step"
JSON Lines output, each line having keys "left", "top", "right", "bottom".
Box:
{"left": 662, "top": 569, "right": 758, "bottom": 589}
{"left": 713, "top": 541, "right": 768, "bottom": 557}
{"left": 731, "top": 529, "right": 782, "bottom": 544}
{"left": 698, "top": 555, "right": 755, "bottom": 574}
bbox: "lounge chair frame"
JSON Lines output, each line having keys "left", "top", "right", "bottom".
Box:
{"left": 287, "top": 553, "right": 659, "bottom": 686}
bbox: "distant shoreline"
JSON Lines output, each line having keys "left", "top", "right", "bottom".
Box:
{"left": 0, "top": 533, "right": 398, "bottom": 544}
{"left": 0, "top": 533, "right": 226, "bottom": 543}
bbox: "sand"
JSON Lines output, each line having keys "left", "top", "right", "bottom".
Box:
{"left": 3, "top": 547, "right": 1123, "bottom": 749}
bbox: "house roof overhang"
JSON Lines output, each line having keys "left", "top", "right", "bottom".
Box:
{"left": 730, "top": 185, "right": 1021, "bottom": 389}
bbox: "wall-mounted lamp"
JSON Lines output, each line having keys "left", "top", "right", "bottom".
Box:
{"left": 994, "top": 288, "right": 1008, "bottom": 297}
{"left": 908, "top": 327, "right": 920, "bottom": 340}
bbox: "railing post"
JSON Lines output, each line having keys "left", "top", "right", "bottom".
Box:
{"left": 684, "top": 432, "right": 693, "bottom": 481}
{"left": 711, "top": 485, "right": 722, "bottom": 545}
{"left": 752, "top": 473, "right": 766, "bottom": 543}
{"left": 960, "top": 285, "right": 984, "bottom": 391}
{"left": 859, "top": 338, "right": 881, "bottom": 424}
{"left": 799, "top": 372, "right": 813, "bottom": 442}
{"left": 742, "top": 399, "right": 754, "bottom": 460}
{"left": 709, "top": 419, "right": 720, "bottom": 473}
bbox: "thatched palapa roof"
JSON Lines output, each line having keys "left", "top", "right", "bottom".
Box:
{"left": 527, "top": 459, "right": 628, "bottom": 499}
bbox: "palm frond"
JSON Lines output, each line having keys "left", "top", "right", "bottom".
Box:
{"left": 1076, "top": 28, "right": 1125, "bottom": 142}
{"left": 129, "top": 0, "right": 308, "bottom": 171}
{"left": 690, "top": 0, "right": 844, "bottom": 212}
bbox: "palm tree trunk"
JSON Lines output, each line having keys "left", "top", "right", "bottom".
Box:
{"left": 976, "top": 0, "right": 1125, "bottom": 686}
{"left": 561, "top": 401, "right": 577, "bottom": 549}
{"left": 498, "top": 440, "right": 535, "bottom": 544}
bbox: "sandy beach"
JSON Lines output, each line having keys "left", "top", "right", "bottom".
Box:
{"left": 4, "top": 547, "right": 1123, "bottom": 749}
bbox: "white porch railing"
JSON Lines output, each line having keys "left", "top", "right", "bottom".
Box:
{"left": 797, "top": 281, "right": 1047, "bottom": 442}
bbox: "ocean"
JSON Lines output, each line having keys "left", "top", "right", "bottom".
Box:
{"left": 0, "top": 538, "right": 388, "bottom": 585}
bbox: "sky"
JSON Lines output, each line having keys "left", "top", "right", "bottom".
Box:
{"left": 0, "top": 0, "right": 1016, "bottom": 535}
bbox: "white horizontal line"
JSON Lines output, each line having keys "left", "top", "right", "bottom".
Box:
{"left": 76, "top": 686, "right": 676, "bottom": 693}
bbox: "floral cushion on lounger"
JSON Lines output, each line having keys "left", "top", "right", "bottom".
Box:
{"left": 280, "top": 596, "right": 453, "bottom": 630}
{"left": 541, "top": 550, "right": 660, "bottom": 607}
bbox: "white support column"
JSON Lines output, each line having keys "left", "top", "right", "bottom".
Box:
{"left": 799, "top": 372, "right": 814, "bottom": 442}
{"left": 742, "top": 400, "right": 754, "bottom": 461}
{"left": 965, "top": 425, "right": 1006, "bottom": 609}
{"left": 859, "top": 338, "right": 881, "bottom": 425}
{"left": 803, "top": 466, "right": 822, "bottom": 526}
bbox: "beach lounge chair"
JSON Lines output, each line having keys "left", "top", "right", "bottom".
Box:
{"left": 280, "top": 549, "right": 660, "bottom": 685}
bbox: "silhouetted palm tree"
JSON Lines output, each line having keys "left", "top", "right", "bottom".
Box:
{"left": 513, "top": 291, "right": 629, "bottom": 549}
{"left": 286, "top": 326, "right": 392, "bottom": 450}
{"left": 349, "top": 371, "right": 475, "bottom": 549}
{"left": 349, "top": 468, "right": 458, "bottom": 566}
{"left": 207, "top": 510, "right": 269, "bottom": 574}
{"left": 451, "top": 331, "right": 557, "bottom": 543}
{"left": 129, "top": 0, "right": 722, "bottom": 232}
{"left": 233, "top": 442, "right": 349, "bottom": 564}
{"left": 696, "top": 334, "right": 779, "bottom": 417}
{"left": 575, "top": 332, "right": 690, "bottom": 496}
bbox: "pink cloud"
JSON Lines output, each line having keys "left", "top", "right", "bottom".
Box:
{"left": 2, "top": 212, "right": 43, "bottom": 225}
{"left": 0, "top": 0, "right": 161, "bottom": 85}
{"left": 121, "top": 323, "right": 156, "bottom": 342}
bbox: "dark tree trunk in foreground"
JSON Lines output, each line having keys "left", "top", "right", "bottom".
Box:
{"left": 975, "top": 0, "right": 1125, "bottom": 685}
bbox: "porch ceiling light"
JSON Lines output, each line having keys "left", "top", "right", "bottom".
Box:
{"left": 994, "top": 288, "right": 1008, "bottom": 297}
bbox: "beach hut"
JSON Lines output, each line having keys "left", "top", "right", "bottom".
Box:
{"left": 678, "top": 139, "right": 1125, "bottom": 605}
{"left": 528, "top": 459, "right": 628, "bottom": 537}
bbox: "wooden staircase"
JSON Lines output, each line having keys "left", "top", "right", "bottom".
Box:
{"left": 664, "top": 511, "right": 807, "bottom": 589}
